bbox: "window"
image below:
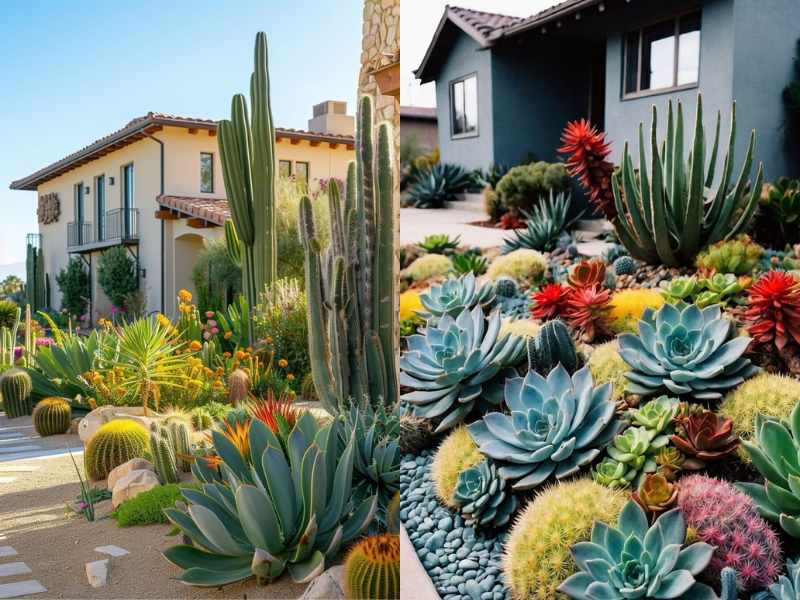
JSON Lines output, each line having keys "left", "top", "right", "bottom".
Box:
{"left": 295, "top": 161, "right": 309, "bottom": 184}
{"left": 279, "top": 160, "right": 292, "bottom": 178}
{"left": 623, "top": 12, "right": 700, "bottom": 97}
{"left": 95, "top": 175, "right": 105, "bottom": 241}
{"left": 74, "top": 183, "right": 84, "bottom": 223}
{"left": 200, "top": 152, "right": 214, "bottom": 193}
{"left": 122, "top": 163, "right": 134, "bottom": 238}
{"left": 450, "top": 74, "right": 478, "bottom": 137}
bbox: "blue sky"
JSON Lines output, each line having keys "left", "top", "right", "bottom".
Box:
{"left": 0, "top": 0, "right": 362, "bottom": 272}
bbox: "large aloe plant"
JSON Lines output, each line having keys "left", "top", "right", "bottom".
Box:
{"left": 164, "top": 413, "right": 376, "bottom": 586}
{"left": 612, "top": 95, "right": 763, "bottom": 266}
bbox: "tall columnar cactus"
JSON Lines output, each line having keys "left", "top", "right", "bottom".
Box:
{"left": 300, "top": 95, "right": 397, "bottom": 413}
{"left": 223, "top": 219, "right": 241, "bottom": 267}
{"left": 150, "top": 425, "right": 179, "bottom": 484}
{"left": 166, "top": 419, "right": 192, "bottom": 472}
{"left": 25, "top": 243, "right": 46, "bottom": 311}
{"left": 1, "top": 368, "right": 33, "bottom": 418}
{"left": 0, "top": 305, "right": 21, "bottom": 369}
{"left": 218, "top": 32, "right": 277, "bottom": 311}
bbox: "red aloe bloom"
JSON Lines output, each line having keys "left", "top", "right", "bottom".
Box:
{"left": 498, "top": 213, "right": 526, "bottom": 230}
{"left": 249, "top": 391, "right": 301, "bottom": 434}
{"left": 671, "top": 410, "right": 739, "bottom": 470}
{"left": 559, "top": 119, "right": 617, "bottom": 219}
{"left": 744, "top": 270, "right": 800, "bottom": 350}
{"left": 564, "top": 285, "right": 612, "bottom": 342}
{"left": 530, "top": 283, "right": 571, "bottom": 320}
{"left": 568, "top": 258, "right": 607, "bottom": 289}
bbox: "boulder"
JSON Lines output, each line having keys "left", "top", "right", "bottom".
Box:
{"left": 301, "top": 565, "right": 345, "bottom": 599}
{"left": 107, "top": 458, "right": 154, "bottom": 491}
{"left": 79, "top": 406, "right": 160, "bottom": 442}
{"left": 111, "top": 469, "right": 159, "bottom": 508}
{"left": 85, "top": 559, "right": 109, "bottom": 588}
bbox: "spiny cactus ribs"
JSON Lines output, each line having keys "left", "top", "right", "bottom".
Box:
{"left": 344, "top": 534, "right": 400, "bottom": 600}
{"left": 559, "top": 119, "right": 617, "bottom": 219}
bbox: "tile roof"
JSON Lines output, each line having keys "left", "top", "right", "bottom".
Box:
{"left": 158, "top": 195, "right": 230, "bottom": 226}
{"left": 10, "top": 112, "right": 354, "bottom": 191}
{"left": 400, "top": 106, "right": 437, "bottom": 120}
{"left": 447, "top": 6, "right": 524, "bottom": 43}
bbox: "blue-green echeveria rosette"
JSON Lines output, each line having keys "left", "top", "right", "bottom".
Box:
{"left": 400, "top": 305, "right": 526, "bottom": 432}
{"left": 418, "top": 272, "right": 495, "bottom": 320}
{"left": 467, "top": 364, "right": 622, "bottom": 491}
{"left": 452, "top": 459, "right": 518, "bottom": 529}
{"left": 558, "top": 500, "right": 717, "bottom": 600}
{"left": 618, "top": 302, "right": 759, "bottom": 400}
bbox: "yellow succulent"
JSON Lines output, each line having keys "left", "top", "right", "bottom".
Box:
{"left": 609, "top": 289, "right": 665, "bottom": 333}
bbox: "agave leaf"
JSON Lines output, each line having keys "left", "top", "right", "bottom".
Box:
{"left": 262, "top": 445, "right": 299, "bottom": 537}
{"left": 286, "top": 550, "right": 325, "bottom": 583}
{"left": 177, "top": 566, "right": 254, "bottom": 587}
{"left": 188, "top": 504, "right": 250, "bottom": 556}
{"left": 164, "top": 508, "right": 227, "bottom": 555}
{"left": 211, "top": 430, "right": 249, "bottom": 481}
{"left": 235, "top": 484, "right": 285, "bottom": 555}
{"left": 163, "top": 545, "right": 252, "bottom": 572}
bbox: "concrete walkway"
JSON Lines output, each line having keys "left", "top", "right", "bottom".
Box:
{"left": 400, "top": 525, "right": 440, "bottom": 600}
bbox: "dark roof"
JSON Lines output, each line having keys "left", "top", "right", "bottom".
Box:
{"left": 415, "top": 1, "right": 607, "bottom": 81}
{"left": 400, "top": 106, "right": 437, "bottom": 120}
{"left": 11, "top": 112, "right": 355, "bottom": 191}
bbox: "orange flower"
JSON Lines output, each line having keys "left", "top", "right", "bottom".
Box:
{"left": 178, "top": 289, "right": 193, "bottom": 303}
{"left": 287, "top": 373, "right": 295, "bottom": 381}
{"left": 278, "top": 358, "right": 289, "bottom": 369}
{"left": 188, "top": 340, "right": 202, "bottom": 352}
{"left": 224, "top": 331, "right": 233, "bottom": 340}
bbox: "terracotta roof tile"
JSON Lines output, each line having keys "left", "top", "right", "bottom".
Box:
{"left": 158, "top": 195, "right": 230, "bottom": 226}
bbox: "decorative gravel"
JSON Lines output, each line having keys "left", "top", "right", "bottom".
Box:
{"left": 400, "top": 451, "right": 510, "bottom": 600}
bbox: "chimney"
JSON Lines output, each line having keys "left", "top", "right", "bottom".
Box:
{"left": 307, "top": 101, "right": 355, "bottom": 136}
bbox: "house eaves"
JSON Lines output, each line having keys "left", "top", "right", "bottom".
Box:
{"left": 492, "top": 0, "right": 612, "bottom": 40}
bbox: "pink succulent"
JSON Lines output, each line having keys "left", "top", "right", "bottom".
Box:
{"left": 677, "top": 474, "right": 782, "bottom": 591}
{"left": 211, "top": 327, "right": 219, "bottom": 335}
{"left": 205, "top": 311, "right": 215, "bottom": 319}
{"left": 203, "top": 331, "right": 211, "bottom": 340}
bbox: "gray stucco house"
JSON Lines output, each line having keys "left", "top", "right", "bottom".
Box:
{"left": 415, "top": 0, "right": 800, "bottom": 179}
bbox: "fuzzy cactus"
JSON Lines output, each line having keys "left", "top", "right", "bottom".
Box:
{"left": 613, "top": 255, "right": 636, "bottom": 276}
{"left": 402, "top": 254, "right": 452, "bottom": 282}
{"left": 720, "top": 373, "right": 800, "bottom": 446}
{"left": 84, "top": 420, "right": 150, "bottom": 481}
{"left": 677, "top": 474, "right": 783, "bottom": 591}
{"left": 587, "top": 340, "right": 629, "bottom": 404}
{"left": 399, "top": 414, "right": 434, "bottom": 455}
{"left": 150, "top": 425, "right": 178, "bottom": 484}
{"left": 486, "top": 249, "right": 547, "bottom": 283}
{"left": 226, "top": 368, "right": 250, "bottom": 407}
{"left": 343, "top": 533, "right": 400, "bottom": 600}
{"left": 32, "top": 397, "right": 71, "bottom": 436}
{"left": 494, "top": 276, "right": 519, "bottom": 298}
{"left": 431, "top": 426, "right": 483, "bottom": 506}
{"left": 503, "top": 478, "right": 627, "bottom": 600}
{"left": 608, "top": 288, "right": 665, "bottom": 334}
{"left": 0, "top": 368, "right": 32, "bottom": 418}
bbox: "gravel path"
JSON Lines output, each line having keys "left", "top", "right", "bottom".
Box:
{"left": 400, "top": 451, "right": 510, "bottom": 600}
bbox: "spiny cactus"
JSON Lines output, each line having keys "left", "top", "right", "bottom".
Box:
{"left": 150, "top": 425, "right": 178, "bottom": 484}
{"left": 227, "top": 368, "right": 250, "bottom": 407}
{"left": 613, "top": 255, "right": 636, "bottom": 275}
{"left": 399, "top": 413, "right": 434, "bottom": 454}
{"left": 587, "top": 340, "right": 629, "bottom": 405}
{"left": 166, "top": 419, "right": 192, "bottom": 472}
{"left": 494, "top": 275, "right": 518, "bottom": 298}
{"left": 84, "top": 420, "right": 149, "bottom": 481}
{"left": 218, "top": 32, "right": 277, "bottom": 316}
{"left": 223, "top": 219, "right": 241, "bottom": 267}
{"left": 343, "top": 534, "right": 400, "bottom": 600}
{"left": 300, "top": 95, "right": 397, "bottom": 413}
{"left": 526, "top": 318, "right": 579, "bottom": 375}
{"left": 678, "top": 474, "right": 782, "bottom": 591}
{"left": 503, "top": 479, "right": 627, "bottom": 600}
{"left": 0, "top": 368, "right": 32, "bottom": 418}
{"left": 720, "top": 373, "right": 800, "bottom": 446}
{"left": 431, "top": 425, "right": 483, "bottom": 506}
{"left": 32, "top": 397, "right": 71, "bottom": 436}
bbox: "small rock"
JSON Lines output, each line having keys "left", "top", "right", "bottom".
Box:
{"left": 107, "top": 458, "right": 154, "bottom": 490}
{"left": 301, "top": 565, "right": 344, "bottom": 599}
{"left": 85, "top": 559, "right": 109, "bottom": 588}
{"left": 111, "top": 469, "right": 159, "bottom": 508}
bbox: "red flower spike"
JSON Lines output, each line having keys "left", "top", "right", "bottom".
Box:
{"left": 530, "top": 283, "right": 571, "bottom": 320}
{"left": 249, "top": 391, "right": 300, "bottom": 434}
{"left": 559, "top": 119, "right": 617, "bottom": 220}
{"left": 563, "top": 285, "right": 612, "bottom": 342}
{"left": 498, "top": 213, "right": 526, "bottom": 230}
{"left": 744, "top": 271, "right": 800, "bottom": 350}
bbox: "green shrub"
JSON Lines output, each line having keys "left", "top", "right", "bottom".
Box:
{"left": 97, "top": 246, "right": 138, "bottom": 308}
{"left": 113, "top": 483, "right": 189, "bottom": 526}
{"left": 253, "top": 278, "right": 309, "bottom": 386}
{"left": 495, "top": 161, "right": 569, "bottom": 214}
{"left": 0, "top": 299, "right": 19, "bottom": 330}
{"left": 55, "top": 257, "right": 90, "bottom": 319}
{"left": 190, "top": 240, "right": 241, "bottom": 315}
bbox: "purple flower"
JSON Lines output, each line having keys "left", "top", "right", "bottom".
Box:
{"left": 13, "top": 347, "right": 24, "bottom": 361}
{"left": 35, "top": 338, "right": 54, "bottom": 347}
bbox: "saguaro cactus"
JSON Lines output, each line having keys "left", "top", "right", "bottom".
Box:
{"left": 300, "top": 95, "right": 397, "bottom": 413}
{"left": 218, "top": 32, "right": 277, "bottom": 310}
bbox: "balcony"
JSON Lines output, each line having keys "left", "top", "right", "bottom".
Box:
{"left": 67, "top": 208, "right": 139, "bottom": 251}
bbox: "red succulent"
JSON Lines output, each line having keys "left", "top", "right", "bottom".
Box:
{"left": 744, "top": 270, "right": 800, "bottom": 350}
{"left": 563, "top": 285, "right": 612, "bottom": 342}
{"left": 530, "top": 283, "right": 571, "bottom": 320}
{"left": 567, "top": 258, "right": 607, "bottom": 289}
{"left": 248, "top": 392, "right": 301, "bottom": 434}
{"left": 671, "top": 410, "right": 740, "bottom": 470}
{"left": 498, "top": 213, "right": 526, "bottom": 230}
{"left": 559, "top": 119, "right": 617, "bottom": 219}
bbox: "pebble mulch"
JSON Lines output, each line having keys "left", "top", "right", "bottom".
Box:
{"left": 400, "top": 451, "right": 510, "bottom": 600}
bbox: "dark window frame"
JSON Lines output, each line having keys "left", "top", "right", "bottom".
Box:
{"left": 449, "top": 72, "right": 479, "bottom": 139}
{"left": 295, "top": 161, "right": 310, "bottom": 183}
{"left": 200, "top": 152, "right": 214, "bottom": 193}
{"left": 278, "top": 159, "right": 292, "bottom": 178}
{"left": 74, "top": 182, "right": 84, "bottom": 223}
{"left": 622, "top": 10, "right": 701, "bottom": 100}
{"left": 95, "top": 174, "right": 106, "bottom": 241}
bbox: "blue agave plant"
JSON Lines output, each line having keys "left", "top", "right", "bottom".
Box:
{"left": 467, "top": 364, "right": 622, "bottom": 491}
{"left": 418, "top": 272, "right": 495, "bottom": 320}
{"left": 400, "top": 306, "right": 526, "bottom": 432}
{"left": 618, "top": 302, "right": 758, "bottom": 400}
{"left": 558, "top": 500, "right": 717, "bottom": 599}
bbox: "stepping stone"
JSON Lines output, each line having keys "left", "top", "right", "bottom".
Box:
{"left": 0, "top": 446, "right": 39, "bottom": 454}
{"left": 0, "top": 580, "right": 46, "bottom": 598}
{"left": 95, "top": 545, "right": 129, "bottom": 557}
{"left": 86, "top": 559, "right": 109, "bottom": 588}
{"left": 0, "top": 563, "right": 31, "bottom": 577}
{"left": 0, "top": 478, "right": 16, "bottom": 484}
{"left": 0, "top": 547, "right": 17, "bottom": 558}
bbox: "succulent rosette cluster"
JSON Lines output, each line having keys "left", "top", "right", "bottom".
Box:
{"left": 417, "top": 273, "right": 495, "bottom": 321}
{"left": 452, "top": 459, "right": 518, "bottom": 529}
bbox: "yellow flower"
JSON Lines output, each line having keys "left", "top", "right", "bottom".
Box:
{"left": 265, "top": 336, "right": 273, "bottom": 345}
{"left": 188, "top": 340, "right": 202, "bottom": 352}
{"left": 178, "top": 289, "right": 193, "bottom": 303}
{"left": 400, "top": 290, "right": 424, "bottom": 322}
{"left": 287, "top": 373, "right": 295, "bottom": 381}
{"left": 278, "top": 358, "right": 289, "bottom": 369}
{"left": 224, "top": 331, "right": 233, "bottom": 340}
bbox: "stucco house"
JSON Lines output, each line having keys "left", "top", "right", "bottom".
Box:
{"left": 400, "top": 106, "right": 438, "bottom": 152}
{"left": 415, "top": 0, "right": 800, "bottom": 179}
{"left": 10, "top": 101, "right": 355, "bottom": 319}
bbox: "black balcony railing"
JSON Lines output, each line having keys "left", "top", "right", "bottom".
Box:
{"left": 67, "top": 208, "right": 139, "bottom": 249}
